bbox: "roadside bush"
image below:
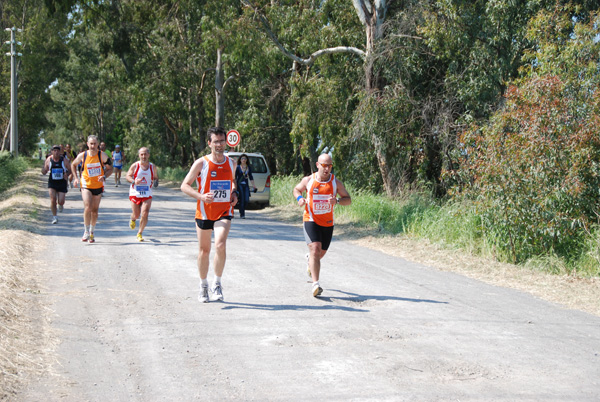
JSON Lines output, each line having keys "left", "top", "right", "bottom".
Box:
{"left": 452, "top": 9, "right": 600, "bottom": 267}
{"left": 160, "top": 166, "right": 188, "bottom": 183}
{"left": 0, "top": 152, "right": 28, "bottom": 194}
{"left": 455, "top": 75, "right": 600, "bottom": 263}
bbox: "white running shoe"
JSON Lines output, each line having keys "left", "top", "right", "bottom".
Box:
{"left": 81, "top": 231, "right": 90, "bottom": 242}
{"left": 312, "top": 283, "right": 323, "bottom": 297}
{"left": 198, "top": 286, "right": 209, "bottom": 303}
{"left": 52, "top": 216, "right": 58, "bottom": 224}
{"left": 211, "top": 283, "right": 224, "bottom": 301}
{"left": 58, "top": 204, "right": 63, "bottom": 213}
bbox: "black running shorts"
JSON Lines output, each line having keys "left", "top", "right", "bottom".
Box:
{"left": 48, "top": 180, "right": 68, "bottom": 193}
{"left": 82, "top": 187, "right": 104, "bottom": 196}
{"left": 303, "top": 221, "right": 334, "bottom": 250}
{"left": 195, "top": 216, "right": 232, "bottom": 230}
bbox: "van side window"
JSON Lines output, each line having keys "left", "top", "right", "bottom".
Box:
{"left": 249, "top": 156, "right": 268, "bottom": 174}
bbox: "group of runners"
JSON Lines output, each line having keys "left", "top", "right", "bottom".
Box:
{"left": 42, "top": 127, "right": 351, "bottom": 301}
{"left": 41, "top": 136, "right": 157, "bottom": 242}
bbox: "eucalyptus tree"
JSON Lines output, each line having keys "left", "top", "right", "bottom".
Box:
{"left": 0, "top": 0, "right": 69, "bottom": 154}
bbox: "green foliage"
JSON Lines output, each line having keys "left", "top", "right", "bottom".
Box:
{"left": 1, "top": 0, "right": 70, "bottom": 153}
{"left": 0, "top": 152, "right": 28, "bottom": 194}
{"left": 160, "top": 166, "right": 189, "bottom": 183}
{"left": 269, "top": 174, "right": 303, "bottom": 207}
{"left": 454, "top": 9, "right": 600, "bottom": 265}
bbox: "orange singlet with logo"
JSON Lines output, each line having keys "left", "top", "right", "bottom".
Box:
{"left": 81, "top": 152, "right": 105, "bottom": 189}
{"left": 303, "top": 173, "right": 337, "bottom": 227}
{"left": 195, "top": 155, "right": 235, "bottom": 221}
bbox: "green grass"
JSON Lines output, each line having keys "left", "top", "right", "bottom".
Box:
{"left": 0, "top": 152, "right": 29, "bottom": 194}
{"left": 160, "top": 166, "right": 189, "bottom": 183}
{"left": 271, "top": 174, "right": 599, "bottom": 277}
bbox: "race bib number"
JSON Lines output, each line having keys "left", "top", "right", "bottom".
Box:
{"left": 51, "top": 168, "right": 64, "bottom": 180}
{"left": 87, "top": 162, "right": 101, "bottom": 177}
{"left": 312, "top": 194, "right": 332, "bottom": 215}
{"left": 210, "top": 180, "right": 231, "bottom": 202}
{"left": 136, "top": 185, "right": 149, "bottom": 196}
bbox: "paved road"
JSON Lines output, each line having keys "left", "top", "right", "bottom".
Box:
{"left": 24, "top": 181, "right": 600, "bottom": 401}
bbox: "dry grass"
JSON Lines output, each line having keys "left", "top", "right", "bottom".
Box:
{"left": 0, "top": 170, "right": 56, "bottom": 401}
{"left": 264, "top": 205, "right": 600, "bottom": 317}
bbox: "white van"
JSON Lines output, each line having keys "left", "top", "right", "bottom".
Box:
{"left": 226, "top": 151, "right": 271, "bottom": 208}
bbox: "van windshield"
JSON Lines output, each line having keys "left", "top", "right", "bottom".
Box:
{"left": 249, "top": 156, "right": 268, "bottom": 174}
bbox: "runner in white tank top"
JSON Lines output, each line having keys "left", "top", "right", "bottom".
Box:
{"left": 126, "top": 147, "right": 159, "bottom": 242}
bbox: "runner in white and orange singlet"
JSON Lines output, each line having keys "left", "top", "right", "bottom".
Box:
{"left": 71, "top": 135, "right": 113, "bottom": 243}
{"left": 181, "top": 127, "right": 238, "bottom": 303}
{"left": 126, "top": 147, "right": 158, "bottom": 242}
{"left": 293, "top": 153, "right": 351, "bottom": 297}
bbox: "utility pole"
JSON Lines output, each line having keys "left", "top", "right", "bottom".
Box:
{"left": 4, "top": 27, "right": 22, "bottom": 157}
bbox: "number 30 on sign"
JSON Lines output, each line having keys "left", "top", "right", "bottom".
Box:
{"left": 226, "top": 130, "right": 241, "bottom": 147}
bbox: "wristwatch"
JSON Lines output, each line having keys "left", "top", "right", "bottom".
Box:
{"left": 336, "top": 197, "right": 341, "bottom": 204}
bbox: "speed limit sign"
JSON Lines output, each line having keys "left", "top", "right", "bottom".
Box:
{"left": 226, "top": 129, "right": 241, "bottom": 147}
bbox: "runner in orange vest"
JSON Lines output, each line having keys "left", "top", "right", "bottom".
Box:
{"left": 181, "top": 127, "right": 239, "bottom": 303}
{"left": 293, "top": 153, "right": 351, "bottom": 297}
{"left": 71, "top": 135, "right": 113, "bottom": 243}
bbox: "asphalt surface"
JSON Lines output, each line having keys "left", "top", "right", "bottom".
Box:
{"left": 23, "top": 180, "right": 600, "bottom": 401}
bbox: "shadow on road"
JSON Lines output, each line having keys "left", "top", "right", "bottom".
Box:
{"left": 324, "top": 289, "right": 449, "bottom": 305}
{"left": 220, "top": 301, "right": 369, "bottom": 312}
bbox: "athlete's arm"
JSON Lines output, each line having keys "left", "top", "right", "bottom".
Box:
{"left": 230, "top": 165, "right": 238, "bottom": 206}
{"left": 335, "top": 179, "right": 351, "bottom": 206}
{"left": 64, "top": 158, "right": 72, "bottom": 176}
{"left": 71, "top": 152, "right": 84, "bottom": 187}
{"left": 101, "top": 152, "right": 113, "bottom": 179}
{"left": 125, "top": 162, "right": 137, "bottom": 184}
{"left": 293, "top": 176, "right": 310, "bottom": 206}
{"left": 41, "top": 156, "right": 50, "bottom": 175}
{"left": 181, "top": 158, "right": 208, "bottom": 202}
{"left": 153, "top": 165, "right": 159, "bottom": 188}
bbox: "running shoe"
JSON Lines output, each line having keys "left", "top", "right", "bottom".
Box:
{"left": 58, "top": 204, "right": 63, "bottom": 213}
{"left": 81, "top": 231, "right": 90, "bottom": 242}
{"left": 115, "top": 183, "right": 119, "bottom": 187}
{"left": 137, "top": 233, "right": 144, "bottom": 242}
{"left": 52, "top": 217, "right": 58, "bottom": 224}
{"left": 211, "top": 283, "right": 224, "bottom": 301}
{"left": 129, "top": 219, "right": 136, "bottom": 230}
{"left": 198, "top": 286, "right": 209, "bottom": 303}
{"left": 88, "top": 233, "right": 95, "bottom": 243}
{"left": 312, "top": 283, "right": 323, "bottom": 297}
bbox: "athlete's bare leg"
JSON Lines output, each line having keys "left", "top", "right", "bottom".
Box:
{"left": 57, "top": 191, "right": 66, "bottom": 208}
{"left": 81, "top": 190, "right": 102, "bottom": 227}
{"left": 196, "top": 226, "right": 212, "bottom": 280}
{"left": 212, "top": 219, "right": 231, "bottom": 277}
{"left": 308, "top": 242, "right": 328, "bottom": 282}
{"left": 138, "top": 199, "right": 152, "bottom": 235}
{"left": 130, "top": 201, "right": 141, "bottom": 221}
{"left": 48, "top": 188, "right": 58, "bottom": 216}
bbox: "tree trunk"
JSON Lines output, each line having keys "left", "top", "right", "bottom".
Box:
{"left": 362, "top": 3, "right": 394, "bottom": 195}
{"left": 215, "top": 48, "right": 225, "bottom": 127}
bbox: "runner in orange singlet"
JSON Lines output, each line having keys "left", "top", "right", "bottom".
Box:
{"left": 71, "top": 135, "right": 113, "bottom": 243}
{"left": 181, "top": 127, "right": 238, "bottom": 303}
{"left": 293, "top": 153, "right": 351, "bottom": 297}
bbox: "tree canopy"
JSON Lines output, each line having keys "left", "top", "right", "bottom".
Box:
{"left": 2, "top": 0, "right": 599, "bottom": 200}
